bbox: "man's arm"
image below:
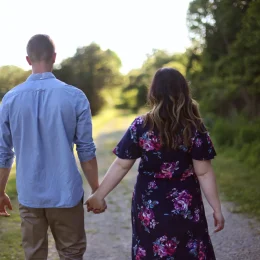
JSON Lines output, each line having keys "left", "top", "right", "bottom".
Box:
{"left": 74, "top": 91, "right": 99, "bottom": 193}
{"left": 0, "top": 100, "right": 15, "bottom": 216}
{"left": 0, "top": 168, "right": 12, "bottom": 216}
{"left": 80, "top": 158, "right": 99, "bottom": 193}
{"left": 87, "top": 157, "right": 135, "bottom": 211}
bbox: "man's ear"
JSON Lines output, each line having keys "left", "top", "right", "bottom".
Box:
{"left": 26, "top": 56, "right": 32, "bottom": 66}
{"left": 52, "top": 53, "right": 57, "bottom": 64}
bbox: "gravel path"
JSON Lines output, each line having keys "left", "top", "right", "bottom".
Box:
{"left": 83, "top": 130, "right": 260, "bottom": 260}
{"left": 83, "top": 172, "right": 260, "bottom": 260}
{"left": 48, "top": 125, "right": 260, "bottom": 260}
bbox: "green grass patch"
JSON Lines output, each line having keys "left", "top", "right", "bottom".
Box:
{"left": 92, "top": 108, "right": 136, "bottom": 138}
{"left": 213, "top": 149, "right": 260, "bottom": 219}
{"left": 5, "top": 168, "right": 17, "bottom": 199}
{"left": 0, "top": 168, "right": 24, "bottom": 260}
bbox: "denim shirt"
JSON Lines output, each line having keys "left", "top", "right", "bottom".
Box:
{"left": 0, "top": 72, "right": 96, "bottom": 208}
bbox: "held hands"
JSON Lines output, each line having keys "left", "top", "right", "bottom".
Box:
{"left": 86, "top": 194, "right": 107, "bottom": 214}
{"left": 213, "top": 210, "right": 225, "bottom": 233}
{"left": 0, "top": 192, "right": 12, "bottom": 217}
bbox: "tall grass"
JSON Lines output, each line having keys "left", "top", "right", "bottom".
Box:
{"left": 0, "top": 168, "right": 24, "bottom": 260}
{"left": 210, "top": 117, "right": 260, "bottom": 218}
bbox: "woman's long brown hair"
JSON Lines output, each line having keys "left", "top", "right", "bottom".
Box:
{"left": 144, "top": 68, "right": 205, "bottom": 149}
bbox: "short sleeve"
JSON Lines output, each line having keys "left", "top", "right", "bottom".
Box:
{"left": 191, "top": 130, "right": 216, "bottom": 160}
{"left": 113, "top": 117, "right": 142, "bottom": 159}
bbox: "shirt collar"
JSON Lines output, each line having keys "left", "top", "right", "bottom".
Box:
{"left": 26, "top": 72, "right": 56, "bottom": 81}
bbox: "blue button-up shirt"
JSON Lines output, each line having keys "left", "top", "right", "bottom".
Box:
{"left": 0, "top": 72, "right": 96, "bottom": 208}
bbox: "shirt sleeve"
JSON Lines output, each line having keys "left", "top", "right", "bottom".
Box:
{"left": 191, "top": 128, "right": 216, "bottom": 161}
{"left": 0, "top": 100, "right": 15, "bottom": 168}
{"left": 113, "top": 117, "right": 142, "bottom": 159}
{"left": 74, "top": 91, "right": 96, "bottom": 162}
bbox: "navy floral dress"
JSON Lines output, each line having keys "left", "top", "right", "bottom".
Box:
{"left": 113, "top": 116, "right": 217, "bottom": 260}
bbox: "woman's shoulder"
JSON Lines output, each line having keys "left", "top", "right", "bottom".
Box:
{"left": 130, "top": 115, "right": 146, "bottom": 127}
{"left": 129, "top": 115, "right": 151, "bottom": 137}
{"left": 189, "top": 121, "right": 207, "bottom": 135}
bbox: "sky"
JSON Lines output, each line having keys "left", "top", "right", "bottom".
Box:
{"left": 0, "top": 0, "right": 191, "bottom": 74}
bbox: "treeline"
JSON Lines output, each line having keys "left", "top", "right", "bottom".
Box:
{"left": 120, "top": 0, "right": 260, "bottom": 170}
{"left": 0, "top": 43, "right": 123, "bottom": 116}
{"left": 0, "top": 0, "right": 259, "bottom": 168}
{"left": 188, "top": 0, "right": 260, "bottom": 169}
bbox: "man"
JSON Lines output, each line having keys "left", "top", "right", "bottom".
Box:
{"left": 0, "top": 34, "right": 106, "bottom": 259}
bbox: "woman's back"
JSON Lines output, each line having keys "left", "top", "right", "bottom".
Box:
{"left": 113, "top": 115, "right": 217, "bottom": 259}
{"left": 114, "top": 116, "right": 215, "bottom": 181}
{"left": 88, "top": 67, "right": 224, "bottom": 260}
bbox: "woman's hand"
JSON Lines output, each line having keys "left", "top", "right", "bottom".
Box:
{"left": 213, "top": 211, "right": 225, "bottom": 232}
{"left": 86, "top": 194, "right": 107, "bottom": 214}
{"left": 85, "top": 158, "right": 135, "bottom": 214}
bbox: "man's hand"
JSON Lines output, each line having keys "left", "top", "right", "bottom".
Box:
{"left": 86, "top": 194, "right": 107, "bottom": 214}
{"left": 0, "top": 193, "right": 12, "bottom": 217}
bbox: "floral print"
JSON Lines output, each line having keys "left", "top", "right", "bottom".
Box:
{"left": 129, "top": 116, "right": 144, "bottom": 143}
{"left": 153, "top": 235, "right": 179, "bottom": 259}
{"left": 148, "top": 181, "right": 158, "bottom": 190}
{"left": 139, "top": 131, "right": 161, "bottom": 151}
{"left": 195, "top": 138, "right": 203, "bottom": 148}
{"left": 113, "top": 117, "right": 217, "bottom": 259}
{"left": 194, "top": 208, "right": 200, "bottom": 222}
{"left": 167, "top": 189, "right": 193, "bottom": 219}
{"left": 133, "top": 240, "right": 146, "bottom": 260}
{"left": 138, "top": 181, "right": 159, "bottom": 232}
{"left": 181, "top": 165, "right": 194, "bottom": 181}
{"left": 155, "top": 162, "right": 180, "bottom": 179}
{"left": 138, "top": 206, "right": 158, "bottom": 231}
{"left": 187, "top": 239, "right": 207, "bottom": 260}
{"left": 133, "top": 243, "right": 147, "bottom": 260}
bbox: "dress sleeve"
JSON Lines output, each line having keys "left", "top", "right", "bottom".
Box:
{"left": 191, "top": 129, "right": 216, "bottom": 160}
{"left": 113, "top": 117, "right": 142, "bottom": 159}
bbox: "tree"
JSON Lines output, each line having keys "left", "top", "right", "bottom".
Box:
{"left": 0, "top": 66, "right": 30, "bottom": 99}
{"left": 54, "top": 43, "right": 123, "bottom": 115}
{"left": 120, "top": 50, "right": 188, "bottom": 111}
{"left": 186, "top": 0, "right": 258, "bottom": 117}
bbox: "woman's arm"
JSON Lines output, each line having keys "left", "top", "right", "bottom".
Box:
{"left": 87, "top": 157, "right": 135, "bottom": 211}
{"left": 193, "top": 159, "right": 225, "bottom": 232}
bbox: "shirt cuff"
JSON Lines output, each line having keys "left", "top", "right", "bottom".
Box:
{"left": 77, "top": 151, "right": 96, "bottom": 162}
{"left": 0, "top": 157, "right": 14, "bottom": 168}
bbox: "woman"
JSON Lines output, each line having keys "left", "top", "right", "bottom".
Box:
{"left": 87, "top": 68, "right": 225, "bottom": 259}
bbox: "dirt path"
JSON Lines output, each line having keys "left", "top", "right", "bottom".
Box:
{"left": 48, "top": 119, "right": 260, "bottom": 260}
{"left": 83, "top": 124, "right": 260, "bottom": 260}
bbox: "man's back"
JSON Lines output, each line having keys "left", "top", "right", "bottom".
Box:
{"left": 0, "top": 34, "right": 100, "bottom": 259}
{"left": 0, "top": 72, "right": 96, "bottom": 208}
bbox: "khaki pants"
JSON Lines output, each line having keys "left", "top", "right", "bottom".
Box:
{"left": 19, "top": 201, "right": 86, "bottom": 260}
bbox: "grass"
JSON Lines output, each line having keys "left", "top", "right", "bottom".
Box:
{"left": 0, "top": 168, "right": 24, "bottom": 260}
{"left": 1, "top": 107, "right": 259, "bottom": 259}
{"left": 0, "top": 108, "right": 135, "bottom": 259}
{"left": 213, "top": 147, "right": 260, "bottom": 219}
{"left": 93, "top": 109, "right": 260, "bottom": 220}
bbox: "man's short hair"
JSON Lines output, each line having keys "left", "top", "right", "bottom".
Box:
{"left": 26, "top": 34, "right": 55, "bottom": 63}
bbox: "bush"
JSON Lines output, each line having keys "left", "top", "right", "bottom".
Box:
{"left": 236, "top": 123, "right": 260, "bottom": 146}
{"left": 211, "top": 119, "right": 237, "bottom": 146}
{"left": 244, "top": 143, "right": 260, "bottom": 168}
{"left": 211, "top": 117, "right": 260, "bottom": 170}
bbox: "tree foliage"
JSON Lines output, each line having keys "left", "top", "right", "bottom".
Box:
{"left": 54, "top": 43, "right": 123, "bottom": 115}
{"left": 187, "top": 0, "right": 260, "bottom": 118}
{"left": 187, "top": 0, "right": 260, "bottom": 169}
{"left": 120, "top": 50, "right": 188, "bottom": 111}
{"left": 0, "top": 43, "right": 123, "bottom": 115}
{"left": 0, "top": 66, "right": 30, "bottom": 99}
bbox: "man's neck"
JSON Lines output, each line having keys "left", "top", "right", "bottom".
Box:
{"left": 31, "top": 62, "right": 53, "bottom": 74}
